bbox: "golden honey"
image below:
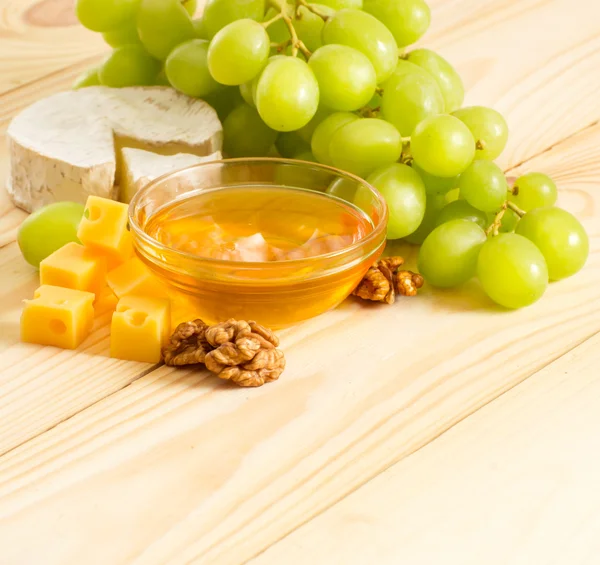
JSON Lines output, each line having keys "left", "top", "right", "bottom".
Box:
{"left": 131, "top": 159, "right": 388, "bottom": 329}
{"left": 145, "top": 186, "right": 373, "bottom": 262}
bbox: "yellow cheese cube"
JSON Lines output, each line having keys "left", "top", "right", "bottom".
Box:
{"left": 106, "top": 256, "right": 167, "bottom": 299}
{"left": 40, "top": 242, "right": 107, "bottom": 296}
{"left": 21, "top": 285, "right": 95, "bottom": 349}
{"left": 110, "top": 296, "right": 171, "bottom": 363}
{"left": 77, "top": 196, "right": 133, "bottom": 263}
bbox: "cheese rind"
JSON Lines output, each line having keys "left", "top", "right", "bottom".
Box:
{"left": 7, "top": 86, "right": 223, "bottom": 212}
{"left": 77, "top": 196, "right": 133, "bottom": 262}
{"left": 110, "top": 295, "right": 171, "bottom": 363}
{"left": 106, "top": 256, "right": 168, "bottom": 299}
{"left": 120, "top": 148, "right": 222, "bottom": 203}
{"left": 40, "top": 242, "right": 107, "bottom": 297}
{"left": 21, "top": 285, "right": 95, "bottom": 349}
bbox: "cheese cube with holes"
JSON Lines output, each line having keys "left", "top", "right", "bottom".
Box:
{"left": 40, "top": 242, "right": 107, "bottom": 296}
{"left": 21, "top": 285, "right": 95, "bottom": 349}
{"left": 110, "top": 296, "right": 170, "bottom": 363}
{"left": 77, "top": 195, "right": 133, "bottom": 262}
{"left": 106, "top": 256, "right": 167, "bottom": 299}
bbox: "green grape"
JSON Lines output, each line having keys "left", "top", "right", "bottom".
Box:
{"left": 239, "top": 80, "right": 257, "bottom": 107}
{"left": 452, "top": 106, "right": 508, "bottom": 161}
{"left": 510, "top": 172, "right": 558, "bottom": 211}
{"left": 436, "top": 199, "right": 488, "bottom": 229}
{"left": 319, "top": 0, "right": 362, "bottom": 8}
{"left": 298, "top": 106, "right": 333, "bottom": 143}
{"left": 363, "top": 0, "right": 429, "bottom": 48}
{"left": 255, "top": 57, "right": 319, "bottom": 131}
{"left": 445, "top": 187, "right": 460, "bottom": 203}
{"left": 329, "top": 118, "right": 402, "bottom": 178}
{"left": 18, "top": 202, "right": 85, "bottom": 268}
{"left": 477, "top": 233, "right": 548, "bottom": 308}
{"left": 458, "top": 160, "right": 508, "bottom": 212}
{"left": 515, "top": 207, "right": 589, "bottom": 280}
{"left": 295, "top": 5, "right": 336, "bottom": 51}
{"left": 311, "top": 112, "right": 358, "bottom": 165}
{"left": 102, "top": 22, "right": 140, "bottom": 47}
{"left": 193, "top": 17, "right": 208, "bottom": 39}
{"left": 223, "top": 104, "right": 278, "bottom": 157}
{"left": 203, "top": 0, "right": 265, "bottom": 38}
{"left": 411, "top": 114, "right": 476, "bottom": 178}
{"left": 137, "top": 0, "right": 195, "bottom": 61}
{"left": 412, "top": 162, "right": 457, "bottom": 195}
{"left": 99, "top": 45, "right": 161, "bottom": 87}
{"left": 72, "top": 67, "right": 101, "bottom": 89}
{"left": 207, "top": 20, "right": 270, "bottom": 86}
{"left": 294, "top": 150, "right": 317, "bottom": 162}
{"left": 407, "top": 49, "right": 464, "bottom": 112}
{"left": 204, "top": 86, "right": 244, "bottom": 121}
{"left": 365, "top": 163, "right": 426, "bottom": 239}
{"left": 381, "top": 62, "right": 444, "bottom": 136}
{"left": 418, "top": 219, "right": 487, "bottom": 287}
{"left": 276, "top": 132, "right": 311, "bottom": 158}
{"left": 322, "top": 9, "right": 398, "bottom": 83}
{"left": 404, "top": 193, "right": 447, "bottom": 244}
{"left": 76, "top": 0, "right": 140, "bottom": 32}
{"left": 165, "top": 40, "right": 220, "bottom": 98}
{"left": 182, "top": 0, "right": 197, "bottom": 15}
{"left": 499, "top": 209, "right": 520, "bottom": 233}
{"left": 309, "top": 45, "right": 376, "bottom": 111}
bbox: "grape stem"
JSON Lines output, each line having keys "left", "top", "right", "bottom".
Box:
{"left": 400, "top": 136, "right": 411, "bottom": 144}
{"left": 281, "top": 10, "right": 312, "bottom": 58}
{"left": 486, "top": 200, "right": 526, "bottom": 236}
{"left": 375, "top": 87, "right": 384, "bottom": 96}
{"left": 476, "top": 139, "right": 486, "bottom": 151}
{"left": 359, "top": 105, "right": 380, "bottom": 118}
{"left": 507, "top": 200, "right": 525, "bottom": 217}
{"left": 295, "top": 0, "right": 331, "bottom": 21}
{"left": 263, "top": 11, "right": 285, "bottom": 28}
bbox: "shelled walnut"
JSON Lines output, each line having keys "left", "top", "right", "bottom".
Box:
{"left": 353, "top": 256, "right": 424, "bottom": 304}
{"left": 163, "top": 318, "right": 286, "bottom": 388}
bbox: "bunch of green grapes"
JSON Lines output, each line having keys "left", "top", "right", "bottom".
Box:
{"left": 73, "top": 0, "right": 590, "bottom": 309}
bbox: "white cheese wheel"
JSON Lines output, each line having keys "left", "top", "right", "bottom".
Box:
{"left": 7, "top": 86, "right": 223, "bottom": 212}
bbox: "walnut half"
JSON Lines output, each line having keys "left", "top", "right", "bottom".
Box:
{"left": 353, "top": 256, "right": 424, "bottom": 304}
{"left": 163, "top": 319, "right": 286, "bottom": 388}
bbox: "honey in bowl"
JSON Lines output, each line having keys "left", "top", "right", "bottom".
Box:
{"left": 145, "top": 186, "right": 373, "bottom": 262}
{"left": 130, "top": 158, "right": 388, "bottom": 328}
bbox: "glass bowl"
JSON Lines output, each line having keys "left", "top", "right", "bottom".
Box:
{"left": 129, "top": 158, "right": 388, "bottom": 329}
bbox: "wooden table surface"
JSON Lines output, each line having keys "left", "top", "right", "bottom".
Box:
{"left": 0, "top": 0, "right": 599, "bottom": 563}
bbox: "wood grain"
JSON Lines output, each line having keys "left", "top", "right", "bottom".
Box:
{"left": 0, "top": 122, "right": 598, "bottom": 563}
{"left": 0, "top": 243, "right": 160, "bottom": 455}
{"left": 0, "top": 0, "right": 106, "bottom": 94}
{"left": 252, "top": 334, "right": 600, "bottom": 565}
{"left": 0, "top": 0, "right": 598, "bottom": 563}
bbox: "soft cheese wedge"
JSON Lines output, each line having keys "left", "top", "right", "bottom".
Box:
{"left": 7, "top": 86, "right": 222, "bottom": 212}
{"left": 120, "top": 148, "right": 222, "bottom": 203}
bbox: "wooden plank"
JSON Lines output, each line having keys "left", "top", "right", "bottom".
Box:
{"left": 0, "top": 0, "right": 106, "bottom": 94}
{"left": 251, "top": 334, "right": 600, "bottom": 565}
{"left": 0, "top": 121, "right": 597, "bottom": 563}
{"left": 0, "top": 0, "right": 106, "bottom": 92}
{"left": 0, "top": 242, "right": 160, "bottom": 455}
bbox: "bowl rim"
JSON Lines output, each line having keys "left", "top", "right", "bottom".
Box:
{"left": 128, "top": 157, "right": 388, "bottom": 269}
